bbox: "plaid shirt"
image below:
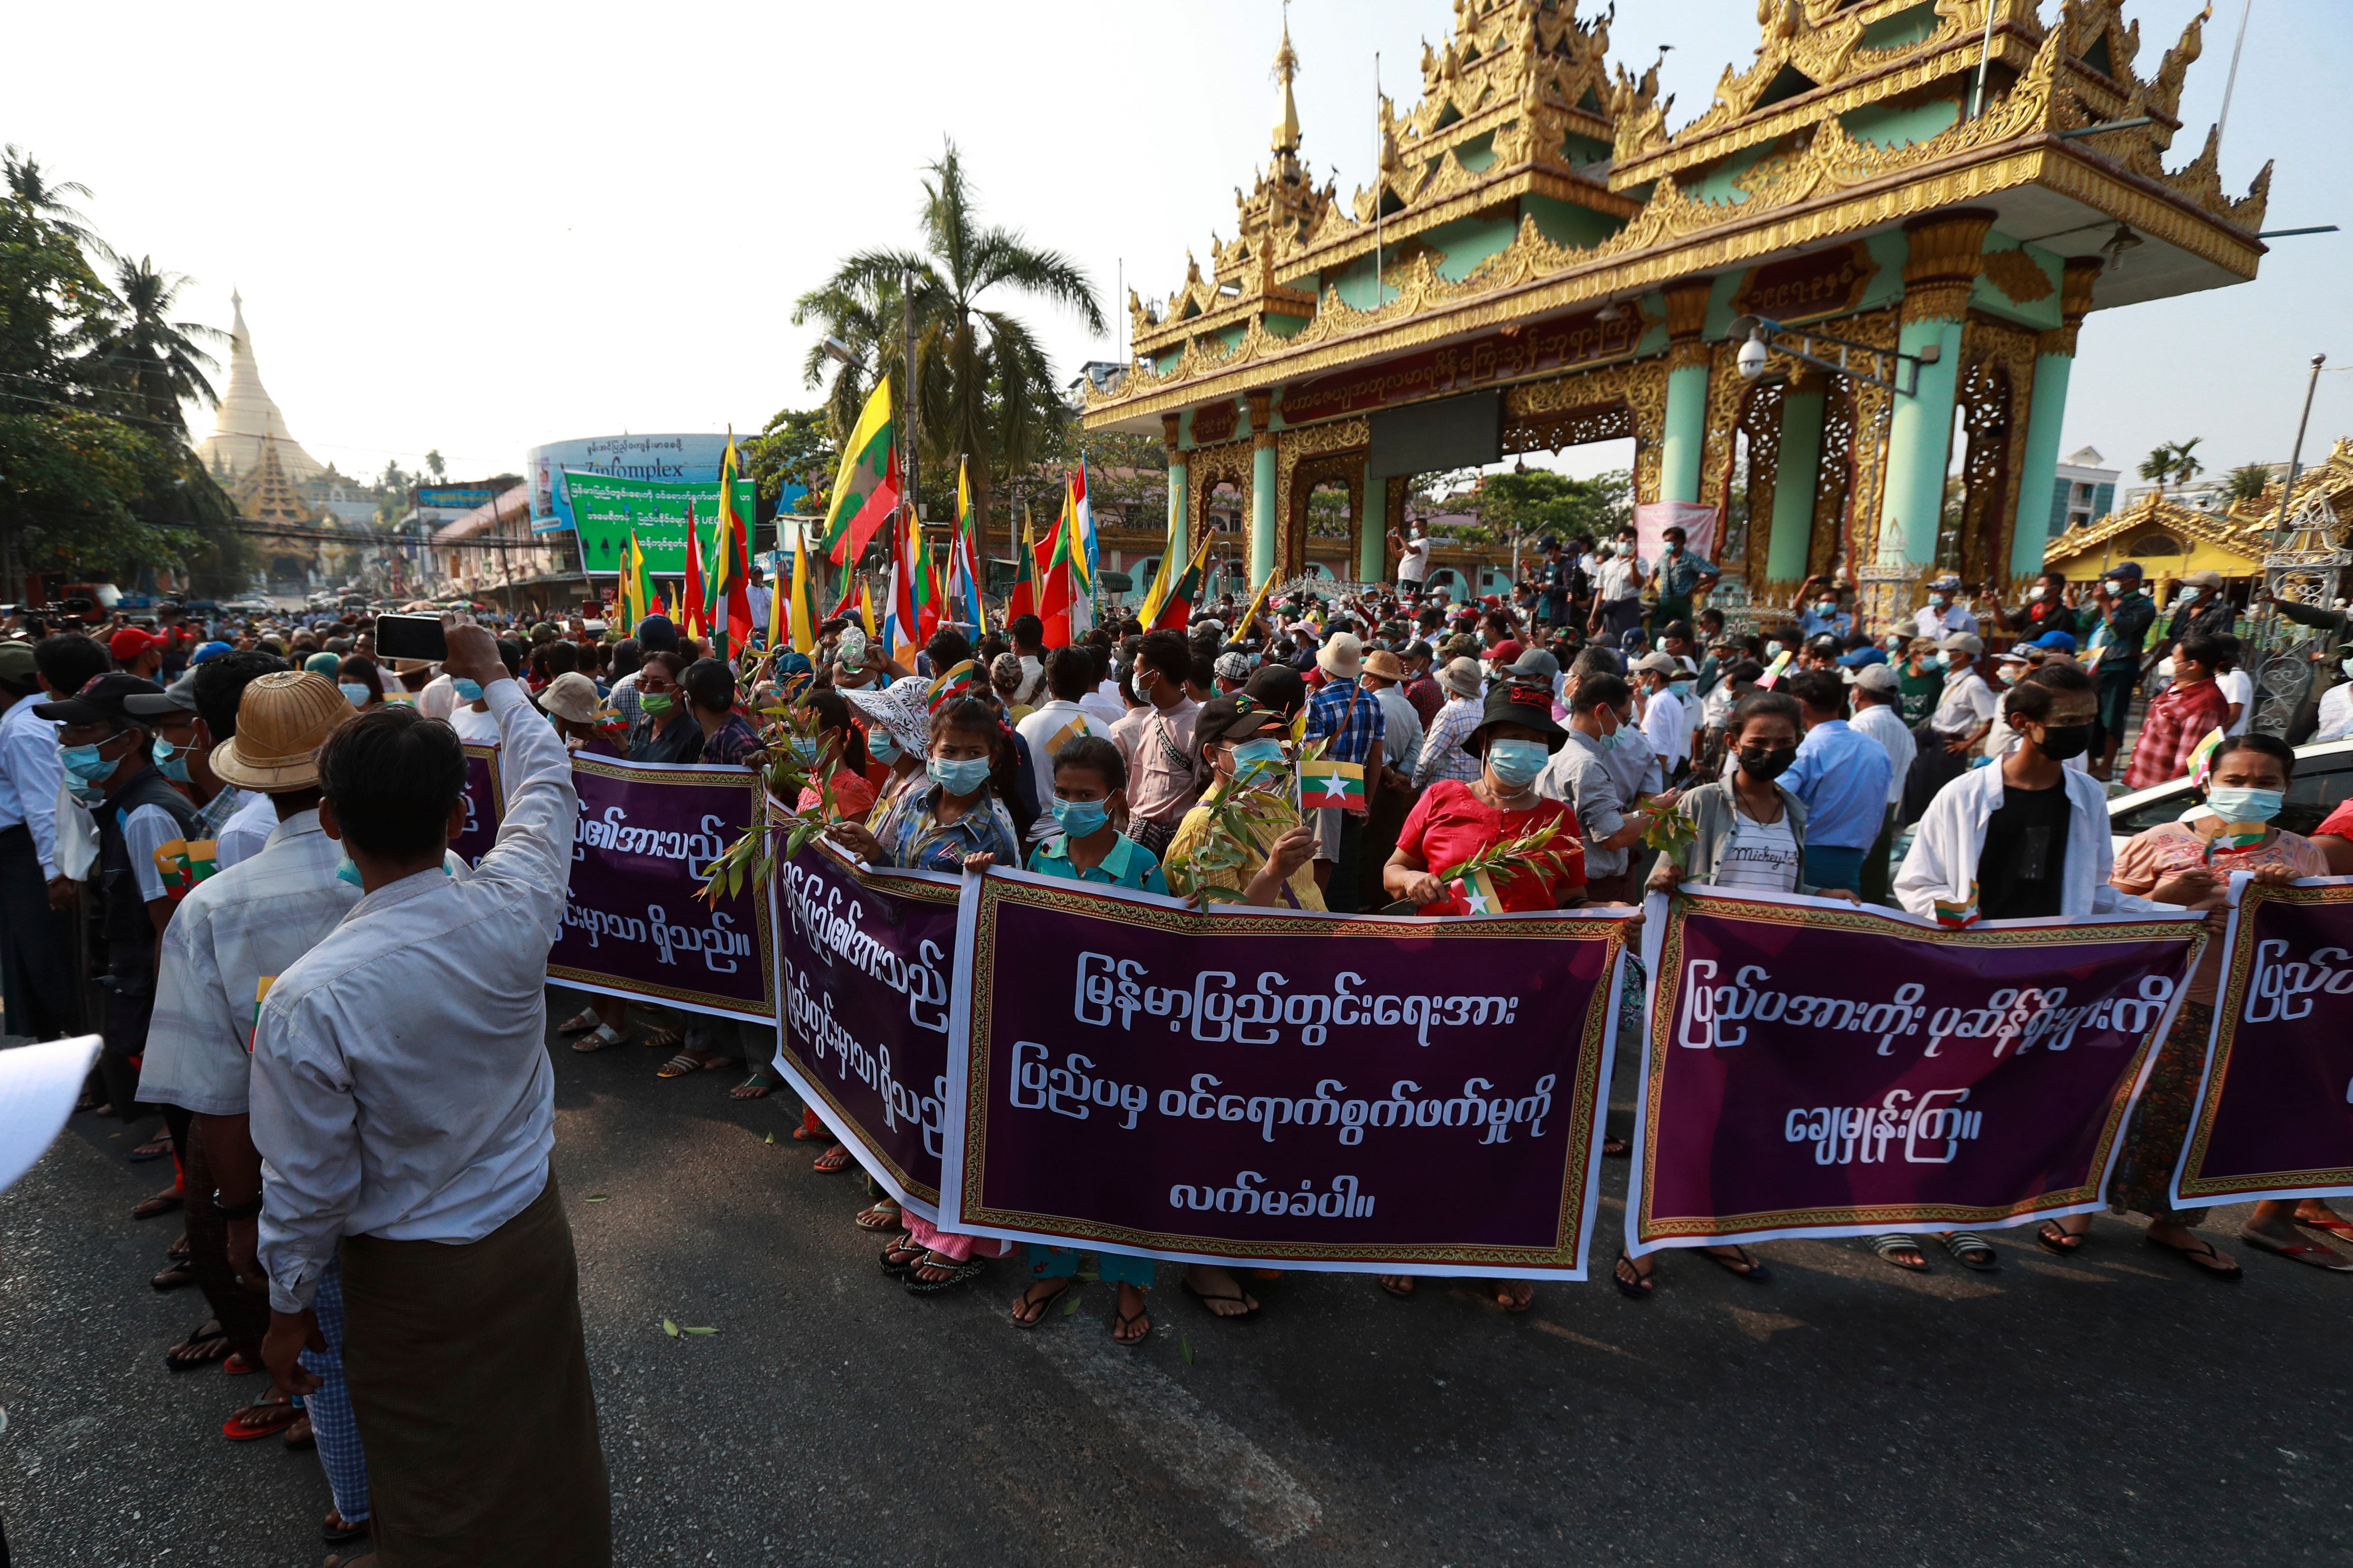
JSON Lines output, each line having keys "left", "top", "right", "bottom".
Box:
{"left": 606, "top": 670, "right": 644, "bottom": 728}
{"left": 1654, "top": 550, "right": 1718, "bottom": 602}
{"left": 2125, "top": 676, "right": 2233, "bottom": 792}
{"left": 1304, "top": 676, "right": 1384, "bottom": 767}
{"left": 193, "top": 783, "right": 249, "bottom": 839}
{"left": 1413, "top": 694, "right": 1484, "bottom": 789}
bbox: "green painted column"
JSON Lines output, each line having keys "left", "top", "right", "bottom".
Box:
{"left": 1872, "top": 313, "right": 1966, "bottom": 574}
{"left": 1165, "top": 454, "right": 1189, "bottom": 571}
{"left": 1659, "top": 362, "right": 1710, "bottom": 503}
{"left": 1250, "top": 435, "right": 1278, "bottom": 589}
{"left": 1356, "top": 484, "right": 1385, "bottom": 582}
{"left": 2008, "top": 347, "right": 2072, "bottom": 582}
{"left": 1765, "top": 385, "right": 1826, "bottom": 585}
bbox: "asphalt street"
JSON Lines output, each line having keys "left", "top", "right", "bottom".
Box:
{"left": 3, "top": 992, "right": 2350, "bottom": 1567}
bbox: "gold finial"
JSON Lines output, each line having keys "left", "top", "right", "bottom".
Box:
{"left": 1272, "top": 0, "right": 1301, "bottom": 159}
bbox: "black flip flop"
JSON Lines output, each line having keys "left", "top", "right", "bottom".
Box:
{"left": 150, "top": 1258, "right": 198, "bottom": 1292}
{"left": 2143, "top": 1231, "right": 2243, "bottom": 1282}
{"left": 1010, "top": 1278, "right": 1070, "bottom": 1329}
{"left": 164, "top": 1322, "right": 231, "bottom": 1373}
{"left": 1181, "top": 1276, "right": 1263, "bottom": 1323}
{"left": 2035, "top": 1219, "right": 2085, "bottom": 1256}
{"left": 903, "top": 1254, "right": 988, "bottom": 1295}
{"left": 1612, "top": 1249, "right": 1654, "bottom": 1301}
{"left": 878, "top": 1239, "right": 922, "bottom": 1276}
{"left": 1702, "top": 1245, "right": 1774, "bottom": 1285}
{"left": 323, "top": 1511, "right": 370, "bottom": 1547}
{"left": 1111, "top": 1301, "right": 1153, "bottom": 1347}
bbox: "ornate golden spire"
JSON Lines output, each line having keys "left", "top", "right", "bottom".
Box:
{"left": 1272, "top": 4, "right": 1301, "bottom": 162}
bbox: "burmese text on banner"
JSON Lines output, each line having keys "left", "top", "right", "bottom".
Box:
{"left": 547, "top": 757, "right": 777, "bottom": 1022}
{"left": 1630, "top": 888, "right": 2206, "bottom": 1255}
{"left": 939, "top": 869, "right": 1630, "bottom": 1280}
{"left": 455, "top": 743, "right": 504, "bottom": 867}
{"left": 771, "top": 839, "right": 961, "bottom": 1222}
{"left": 2172, "top": 874, "right": 2353, "bottom": 1209}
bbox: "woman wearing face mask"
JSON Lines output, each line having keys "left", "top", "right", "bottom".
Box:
{"left": 1163, "top": 696, "right": 1321, "bottom": 912}
{"left": 335, "top": 655, "right": 385, "bottom": 711}
{"left": 625, "top": 652, "right": 698, "bottom": 764}
{"left": 844, "top": 677, "right": 934, "bottom": 819}
{"left": 2085, "top": 733, "right": 2341, "bottom": 1276}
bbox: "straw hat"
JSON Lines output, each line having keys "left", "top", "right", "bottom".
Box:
{"left": 208, "top": 672, "right": 354, "bottom": 792}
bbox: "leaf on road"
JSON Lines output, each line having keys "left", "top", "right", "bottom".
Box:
{"left": 1060, "top": 1289, "right": 1084, "bottom": 1316}
{"left": 585, "top": 1194, "right": 610, "bottom": 1202}
{"left": 661, "top": 1318, "right": 679, "bottom": 1338}
{"left": 1178, "top": 1336, "right": 1195, "bottom": 1366}
{"left": 764, "top": 1130, "right": 776, "bottom": 1145}
{"left": 681, "top": 1326, "right": 718, "bottom": 1336}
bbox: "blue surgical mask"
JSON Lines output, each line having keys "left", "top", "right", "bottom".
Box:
{"left": 151, "top": 734, "right": 192, "bottom": 783}
{"left": 869, "top": 732, "right": 902, "bottom": 765}
{"left": 339, "top": 682, "right": 371, "bottom": 708}
{"left": 1228, "top": 737, "right": 1287, "bottom": 771}
{"left": 1764, "top": 641, "right": 1784, "bottom": 658}
{"left": 1486, "top": 737, "right": 1548, "bottom": 787}
{"left": 60, "top": 739, "right": 120, "bottom": 789}
{"left": 1050, "top": 795, "right": 1109, "bottom": 837}
{"left": 787, "top": 735, "right": 823, "bottom": 766}
{"left": 452, "top": 677, "right": 484, "bottom": 702}
{"left": 929, "top": 755, "right": 992, "bottom": 796}
{"left": 2206, "top": 786, "right": 2284, "bottom": 825}
{"left": 1669, "top": 679, "right": 1694, "bottom": 699}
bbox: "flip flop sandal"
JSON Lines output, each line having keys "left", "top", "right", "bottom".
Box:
{"left": 903, "top": 1254, "right": 989, "bottom": 1295}
{"left": 166, "top": 1234, "right": 190, "bottom": 1259}
{"left": 1611, "top": 1249, "right": 1655, "bottom": 1301}
{"left": 223, "top": 1395, "right": 301, "bottom": 1441}
{"left": 655, "top": 1052, "right": 726, "bottom": 1079}
{"left": 2295, "top": 1212, "right": 2353, "bottom": 1243}
{"left": 1704, "top": 1246, "right": 1774, "bottom": 1285}
{"left": 151, "top": 1258, "right": 199, "bottom": 1292}
{"left": 642, "top": 1028, "right": 685, "bottom": 1051}
{"left": 1180, "top": 1276, "right": 1263, "bottom": 1323}
{"left": 127, "top": 1131, "right": 174, "bottom": 1163}
{"left": 2035, "top": 1220, "right": 2086, "bottom": 1256}
{"left": 1601, "top": 1136, "right": 1631, "bottom": 1159}
{"left": 2240, "top": 1231, "right": 2353, "bottom": 1272}
{"left": 1937, "top": 1231, "right": 2002, "bottom": 1272}
{"left": 1011, "top": 1279, "right": 1070, "bottom": 1328}
{"left": 2143, "top": 1232, "right": 2244, "bottom": 1281}
{"left": 222, "top": 1351, "right": 262, "bottom": 1375}
{"left": 132, "top": 1190, "right": 183, "bottom": 1221}
{"left": 791, "top": 1123, "right": 833, "bottom": 1142}
{"left": 557, "top": 1008, "right": 602, "bottom": 1034}
{"left": 570, "top": 1023, "right": 627, "bottom": 1053}
{"left": 1378, "top": 1276, "right": 1417, "bottom": 1299}
{"left": 1492, "top": 1281, "right": 1537, "bottom": 1313}
{"left": 164, "top": 1325, "right": 231, "bottom": 1372}
{"left": 729, "top": 1075, "right": 778, "bottom": 1098}
{"left": 879, "top": 1240, "right": 924, "bottom": 1276}
{"left": 1112, "top": 1302, "right": 1153, "bottom": 1346}
{"left": 282, "top": 1412, "right": 315, "bottom": 1450}
{"left": 323, "top": 1511, "right": 371, "bottom": 1547}
{"left": 1870, "top": 1234, "right": 1931, "bottom": 1272}
{"left": 812, "top": 1144, "right": 852, "bottom": 1174}
{"left": 852, "top": 1202, "right": 902, "bottom": 1231}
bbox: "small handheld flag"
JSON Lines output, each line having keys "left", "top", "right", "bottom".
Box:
{"left": 1296, "top": 759, "right": 1367, "bottom": 814}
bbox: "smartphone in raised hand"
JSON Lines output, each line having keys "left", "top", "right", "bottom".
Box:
{"left": 373, "top": 614, "right": 448, "bottom": 662}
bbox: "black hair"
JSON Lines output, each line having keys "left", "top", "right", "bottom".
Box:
{"left": 1782, "top": 669, "right": 1848, "bottom": 718}
{"left": 320, "top": 705, "right": 467, "bottom": 860}
{"left": 680, "top": 657, "right": 737, "bottom": 716}
{"left": 2175, "top": 634, "right": 2225, "bottom": 670}
{"left": 1008, "top": 613, "right": 1045, "bottom": 652}
{"left": 191, "top": 649, "right": 290, "bottom": 739}
{"left": 1570, "top": 672, "right": 1630, "bottom": 715}
{"left": 641, "top": 649, "right": 687, "bottom": 683}
{"left": 1726, "top": 690, "right": 1803, "bottom": 744}
{"left": 926, "top": 695, "right": 1034, "bottom": 839}
{"left": 338, "top": 655, "right": 385, "bottom": 704}
{"left": 493, "top": 638, "right": 522, "bottom": 677}
{"left": 1187, "top": 652, "right": 1216, "bottom": 692}
{"left": 1052, "top": 734, "right": 1126, "bottom": 794}
{"left": 977, "top": 632, "right": 1010, "bottom": 669}
{"left": 803, "top": 689, "right": 869, "bottom": 775}
{"left": 609, "top": 637, "right": 642, "bottom": 679}
{"left": 34, "top": 632, "right": 110, "bottom": 699}
{"left": 1045, "top": 645, "right": 1095, "bottom": 702}
{"left": 1138, "top": 628, "right": 1191, "bottom": 684}
{"left": 2204, "top": 733, "right": 2295, "bottom": 789}
{"left": 542, "top": 641, "right": 579, "bottom": 676}
{"left": 926, "top": 628, "right": 973, "bottom": 672}
{"left": 1568, "top": 646, "right": 1623, "bottom": 680}
{"left": 2003, "top": 659, "right": 2094, "bottom": 724}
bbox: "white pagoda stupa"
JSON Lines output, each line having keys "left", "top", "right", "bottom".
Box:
{"left": 197, "top": 290, "right": 325, "bottom": 486}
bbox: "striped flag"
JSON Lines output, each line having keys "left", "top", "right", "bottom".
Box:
{"left": 951, "top": 457, "right": 988, "bottom": 634}
{"left": 1144, "top": 530, "right": 1217, "bottom": 631}
{"left": 821, "top": 379, "right": 899, "bottom": 568}
{"left": 785, "top": 519, "right": 819, "bottom": 656}
{"left": 1298, "top": 759, "right": 1367, "bottom": 813}
{"left": 681, "top": 503, "right": 707, "bottom": 638}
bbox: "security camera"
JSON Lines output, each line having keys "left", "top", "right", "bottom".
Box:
{"left": 1736, "top": 330, "right": 1769, "bottom": 382}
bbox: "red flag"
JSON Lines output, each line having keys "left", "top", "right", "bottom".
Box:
{"left": 830, "top": 443, "right": 903, "bottom": 567}
{"left": 1005, "top": 509, "right": 1038, "bottom": 622}
{"left": 724, "top": 500, "right": 755, "bottom": 652}
{"left": 1034, "top": 508, "right": 1070, "bottom": 647}
{"left": 682, "top": 505, "right": 707, "bottom": 638}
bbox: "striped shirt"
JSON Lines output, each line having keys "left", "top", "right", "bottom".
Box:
{"left": 1413, "top": 694, "right": 1484, "bottom": 789}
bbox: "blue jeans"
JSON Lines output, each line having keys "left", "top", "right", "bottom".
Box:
{"left": 1802, "top": 844, "right": 1866, "bottom": 892}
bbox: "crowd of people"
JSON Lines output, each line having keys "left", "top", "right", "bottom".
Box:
{"left": 1, "top": 538, "right": 2349, "bottom": 1563}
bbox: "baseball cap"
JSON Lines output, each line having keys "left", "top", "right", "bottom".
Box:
{"left": 33, "top": 672, "right": 165, "bottom": 728}
{"left": 190, "top": 640, "right": 234, "bottom": 665}
{"left": 1850, "top": 663, "right": 1900, "bottom": 695}
{"left": 2031, "top": 629, "right": 2078, "bottom": 653}
{"left": 109, "top": 627, "right": 163, "bottom": 663}
{"left": 1939, "top": 633, "right": 1985, "bottom": 655}
{"left": 1834, "top": 646, "right": 1887, "bottom": 669}
{"left": 124, "top": 668, "right": 201, "bottom": 717}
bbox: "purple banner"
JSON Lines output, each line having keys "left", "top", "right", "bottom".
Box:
{"left": 548, "top": 756, "right": 776, "bottom": 1022}
{"left": 2173, "top": 876, "right": 2353, "bottom": 1208}
{"left": 1631, "top": 890, "right": 2206, "bottom": 1253}
{"left": 772, "top": 840, "right": 961, "bottom": 1219}
{"left": 941, "top": 869, "right": 1630, "bottom": 1279}
{"left": 454, "top": 743, "right": 504, "bottom": 867}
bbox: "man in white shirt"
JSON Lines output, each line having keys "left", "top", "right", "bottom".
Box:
{"left": 0, "top": 640, "right": 77, "bottom": 1042}
{"left": 1387, "top": 519, "right": 1433, "bottom": 597}
{"left": 1928, "top": 633, "right": 1998, "bottom": 751}
{"left": 255, "top": 618, "right": 608, "bottom": 1563}
{"left": 1845, "top": 662, "right": 1916, "bottom": 905}
{"left": 1632, "top": 652, "right": 1689, "bottom": 786}
{"left": 1913, "top": 573, "right": 1981, "bottom": 641}
{"left": 2215, "top": 637, "right": 2254, "bottom": 737}
{"left": 1589, "top": 526, "right": 1648, "bottom": 643}
{"left": 1014, "top": 647, "right": 1114, "bottom": 837}
{"left": 445, "top": 637, "right": 518, "bottom": 746}
{"left": 1007, "top": 614, "right": 1049, "bottom": 706}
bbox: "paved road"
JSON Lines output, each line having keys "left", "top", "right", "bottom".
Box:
{"left": 4, "top": 994, "right": 2349, "bottom": 1567}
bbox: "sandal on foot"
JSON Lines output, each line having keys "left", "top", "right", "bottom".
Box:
{"left": 1010, "top": 1277, "right": 1070, "bottom": 1327}
{"left": 151, "top": 1258, "right": 198, "bottom": 1292}
{"left": 641, "top": 1026, "right": 684, "bottom": 1051}
{"left": 2143, "top": 1232, "right": 2243, "bottom": 1281}
{"left": 1601, "top": 1135, "right": 1631, "bottom": 1159}
{"left": 904, "top": 1253, "right": 988, "bottom": 1295}
{"left": 282, "top": 1412, "right": 315, "bottom": 1450}
{"left": 323, "top": 1511, "right": 370, "bottom": 1547}
{"left": 1938, "top": 1231, "right": 2001, "bottom": 1272}
{"left": 557, "top": 1008, "right": 601, "bottom": 1034}
{"left": 1378, "top": 1275, "right": 1416, "bottom": 1299}
{"left": 222, "top": 1394, "right": 300, "bottom": 1441}
{"left": 570, "top": 1022, "right": 626, "bottom": 1053}
{"left": 1704, "top": 1246, "right": 1773, "bottom": 1285}
{"left": 1181, "top": 1276, "right": 1263, "bottom": 1322}
{"left": 221, "top": 1351, "right": 260, "bottom": 1375}
{"left": 728, "top": 1073, "right": 778, "bottom": 1099}
{"left": 166, "top": 1233, "right": 190, "bottom": 1259}
{"left": 1112, "top": 1301, "right": 1153, "bottom": 1346}
{"left": 132, "top": 1188, "right": 183, "bottom": 1221}
{"left": 812, "top": 1144, "right": 852, "bottom": 1174}
{"left": 879, "top": 1238, "right": 924, "bottom": 1276}
{"left": 1869, "top": 1234, "right": 1930, "bottom": 1273}
{"left": 2035, "top": 1219, "right": 2086, "bottom": 1256}
{"left": 852, "top": 1202, "right": 901, "bottom": 1232}
{"left": 791, "top": 1122, "right": 832, "bottom": 1142}
{"left": 1492, "top": 1279, "right": 1536, "bottom": 1313}
{"left": 127, "top": 1130, "right": 174, "bottom": 1163}
{"left": 164, "top": 1322, "right": 231, "bottom": 1372}
{"left": 2294, "top": 1210, "right": 2353, "bottom": 1243}
{"left": 2240, "top": 1231, "right": 2353, "bottom": 1272}
{"left": 1612, "top": 1249, "right": 1654, "bottom": 1301}
{"left": 655, "top": 1051, "right": 726, "bottom": 1079}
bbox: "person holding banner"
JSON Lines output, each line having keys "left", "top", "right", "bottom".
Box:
{"left": 2089, "top": 733, "right": 2344, "bottom": 1274}
{"left": 626, "top": 653, "right": 699, "bottom": 765}
{"left": 1163, "top": 695, "right": 1322, "bottom": 913}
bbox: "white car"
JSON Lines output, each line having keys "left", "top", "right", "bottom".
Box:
{"left": 2106, "top": 736, "right": 2353, "bottom": 852}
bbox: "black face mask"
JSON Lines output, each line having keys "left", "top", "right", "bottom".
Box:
{"left": 2033, "top": 722, "right": 2095, "bottom": 762}
{"left": 1737, "top": 744, "right": 1799, "bottom": 781}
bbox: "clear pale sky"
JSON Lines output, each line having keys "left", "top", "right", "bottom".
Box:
{"left": 13, "top": 0, "right": 2348, "bottom": 488}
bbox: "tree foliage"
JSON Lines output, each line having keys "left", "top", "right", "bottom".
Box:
{"left": 2223, "top": 461, "right": 2272, "bottom": 506}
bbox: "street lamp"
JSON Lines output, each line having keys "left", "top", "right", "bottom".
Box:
{"left": 822, "top": 337, "right": 860, "bottom": 368}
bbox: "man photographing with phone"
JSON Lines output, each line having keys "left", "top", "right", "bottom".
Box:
{"left": 251, "top": 615, "right": 610, "bottom": 1564}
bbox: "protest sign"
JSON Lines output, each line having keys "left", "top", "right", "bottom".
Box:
{"left": 547, "top": 756, "right": 774, "bottom": 1022}
{"left": 454, "top": 742, "right": 504, "bottom": 867}
{"left": 940, "top": 869, "right": 1630, "bottom": 1279}
{"left": 561, "top": 471, "right": 759, "bottom": 577}
{"left": 772, "top": 839, "right": 962, "bottom": 1222}
{"left": 2172, "top": 875, "right": 2353, "bottom": 1209}
{"left": 1630, "top": 889, "right": 2205, "bottom": 1255}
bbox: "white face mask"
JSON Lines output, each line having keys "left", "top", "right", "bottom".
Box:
{"left": 2106, "top": 580, "right": 2127, "bottom": 596}
{"left": 2027, "top": 585, "right": 2045, "bottom": 601}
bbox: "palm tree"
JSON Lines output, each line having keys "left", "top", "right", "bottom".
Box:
{"left": 2138, "top": 446, "right": 2173, "bottom": 498}
{"left": 85, "top": 255, "right": 227, "bottom": 432}
{"left": 793, "top": 141, "right": 1105, "bottom": 531}
{"left": 2167, "top": 436, "right": 2205, "bottom": 490}
{"left": 2222, "top": 461, "right": 2272, "bottom": 507}
{"left": 2, "top": 144, "right": 111, "bottom": 259}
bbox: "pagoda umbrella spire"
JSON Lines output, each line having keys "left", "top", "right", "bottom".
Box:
{"left": 1273, "top": 3, "right": 1302, "bottom": 166}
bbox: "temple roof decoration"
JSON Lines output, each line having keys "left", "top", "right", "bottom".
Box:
{"left": 2045, "top": 438, "right": 2353, "bottom": 573}
{"left": 197, "top": 291, "right": 327, "bottom": 485}
{"left": 1097, "top": 0, "right": 2271, "bottom": 432}
{"left": 231, "top": 437, "right": 320, "bottom": 526}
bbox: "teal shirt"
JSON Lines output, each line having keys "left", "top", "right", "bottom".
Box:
{"left": 1026, "top": 831, "right": 1170, "bottom": 895}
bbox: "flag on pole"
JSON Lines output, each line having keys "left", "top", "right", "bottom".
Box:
{"left": 911, "top": 513, "right": 940, "bottom": 644}
{"left": 858, "top": 579, "right": 880, "bottom": 642}
{"left": 1145, "top": 530, "right": 1217, "bottom": 630}
{"left": 713, "top": 429, "right": 755, "bottom": 657}
{"left": 1005, "top": 506, "right": 1039, "bottom": 621}
{"left": 883, "top": 507, "right": 924, "bottom": 655}
{"left": 1067, "top": 462, "right": 1097, "bottom": 638}
{"left": 1134, "top": 549, "right": 1175, "bottom": 629}
{"left": 681, "top": 503, "right": 707, "bottom": 637}
{"left": 1236, "top": 563, "right": 1280, "bottom": 640}
{"left": 785, "top": 520, "right": 820, "bottom": 656}
{"left": 1036, "top": 492, "right": 1073, "bottom": 648}
{"left": 952, "top": 457, "right": 988, "bottom": 635}
{"left": 1297, "top": 758, "right": 1367, "bottom": 814}
{"left": 821, "top": 379, "right": 899, "bottom": 567}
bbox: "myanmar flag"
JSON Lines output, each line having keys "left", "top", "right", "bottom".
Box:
{"left": 1036, "top": 496, "right": 1072, "bottom": 648}
{"left": 785, "top": 520, "right": 820, "bottom": 656}
{"left": 951, "top": 457, "right": 988, "bottom": 635}
{"left": 1146, "top": 530, "right": 1216, "bottom": 631}
{"left": 821, "top": 379, "right": 900, "bottom": 567}
{"left": 681, "top": 503, "right": 707, "bottom": 637}
{"left": 713, "top": 431, "right": 754, "bottom": 656}
{"left": 1005, "top": 507, "right": 1039, "bottom": 622}
{"left": 1298, "top": 759, "right": 1366, "bottom": 814}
